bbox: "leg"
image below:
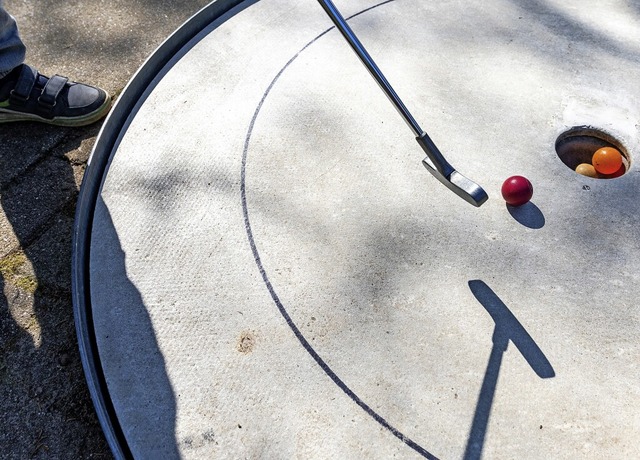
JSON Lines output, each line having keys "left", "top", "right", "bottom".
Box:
{"left": 0, "top": 1, "right": 111, "bottom": 126}
{"left": 0, "top": 1, "right": 26, "bottom": 78}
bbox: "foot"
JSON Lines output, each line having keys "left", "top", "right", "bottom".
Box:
{"left": 0, "top": 64, "right": 111, "bottom": 126}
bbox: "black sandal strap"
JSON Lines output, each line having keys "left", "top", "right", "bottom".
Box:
{"left": 9, "top": 64, "right": 38, "bottom": 105}
{"left": 38, "top": 75, "right": 69, "bottom": 110}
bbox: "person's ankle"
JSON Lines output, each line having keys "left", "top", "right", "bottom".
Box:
{"left": 0, "top": 65, "right": 21, "bottom": 85}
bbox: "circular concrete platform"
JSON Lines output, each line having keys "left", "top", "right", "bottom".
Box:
{"left": 73, "top": 0, "right": 640, "bottom": 458}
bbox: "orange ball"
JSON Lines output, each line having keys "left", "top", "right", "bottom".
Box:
{"left": 575, "top": 163, "right": 597, "bottom": 177}
{"left": 599, "top": 164, "right": 626, "bottom": 179}
{"left": 592, "top": 147, "right": 623, "bottom": 174}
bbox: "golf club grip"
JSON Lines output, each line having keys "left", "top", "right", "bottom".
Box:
{"left": 317, "top": 0, "right": 422, "bottom": 136}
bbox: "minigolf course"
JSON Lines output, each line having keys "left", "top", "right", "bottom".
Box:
{"left": 72, "top": 0, "right": 640, "bottom": 458}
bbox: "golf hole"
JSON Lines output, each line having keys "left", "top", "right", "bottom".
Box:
{"left": 555, "top": 127, "right": 630, "bottom": 179}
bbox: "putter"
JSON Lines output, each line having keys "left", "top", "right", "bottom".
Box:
{"left": 317, "top": 0, "right": 488, "bottom": 207}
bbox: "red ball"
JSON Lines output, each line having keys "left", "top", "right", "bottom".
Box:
{"left": 501, "top": 176, "right": 533, "bottom": 206}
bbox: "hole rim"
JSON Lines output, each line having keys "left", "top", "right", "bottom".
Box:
{"left": 555, "top": 126, "right": 631, "bottom": 179}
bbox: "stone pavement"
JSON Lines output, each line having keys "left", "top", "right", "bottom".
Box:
{"left": 0, "top": 1, "right": 208, "bottom": 458}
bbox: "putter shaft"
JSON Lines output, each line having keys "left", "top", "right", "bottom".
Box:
{"left": 317, "top": 0, "right": 422, "bottom": 137}
{"left": 317, "top": 0, "right": 488, "bottom": 207}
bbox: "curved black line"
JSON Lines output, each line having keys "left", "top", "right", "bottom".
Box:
{"left": 241, "top": 2, "right": 437, "bottom": 459}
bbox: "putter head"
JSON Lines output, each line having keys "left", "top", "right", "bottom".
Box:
{"left": 422, "top": 156, "right": 489, "bottom": 207}
{"left": 417, "top": 132, "right": 488, "bottom": 207}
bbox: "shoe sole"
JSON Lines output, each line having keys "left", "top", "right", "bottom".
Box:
{"left": 0, "top": 96, "right": 112, "bottom": 127}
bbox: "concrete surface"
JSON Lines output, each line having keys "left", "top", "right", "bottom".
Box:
{"left": 87, "top": 0, "right": 639, "bottom": 459}
{"left": 0, "top": 1, "right": 209, "bottom": 458}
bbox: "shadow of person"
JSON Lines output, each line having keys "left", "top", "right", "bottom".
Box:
{"left": 0, "top": 121, "right": 178, "bottom": 457}
{"left": 0, "top": 122, "right": 114, "bottom": 457}
{"left": 463, "top": 280, "right": 555, "bottom": 460}
{"left": 87, "top": 196, "right": 179, "bottom": 458}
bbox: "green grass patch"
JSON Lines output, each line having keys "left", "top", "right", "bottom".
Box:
{"left": 0, "top": 252, "right": 39, "bottom": 293}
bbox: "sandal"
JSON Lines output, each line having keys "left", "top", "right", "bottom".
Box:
{"left": 0, "top": 64, "right": 111, "bottom": 126}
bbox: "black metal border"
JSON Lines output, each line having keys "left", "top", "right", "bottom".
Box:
{"left": 71, "top": 1, "right": 253, "bottom": 458}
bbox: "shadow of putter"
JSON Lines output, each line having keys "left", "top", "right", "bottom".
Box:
{"left": 464, "top": 280, "right": 555, "bottom": 460}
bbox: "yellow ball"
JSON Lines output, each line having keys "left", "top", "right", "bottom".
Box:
{"left": 575, "top": 163, "right": 597, "bottom": 177}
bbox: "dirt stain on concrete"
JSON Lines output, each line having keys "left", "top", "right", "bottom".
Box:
{"left": 236, "top": 331, "right": 256, "bottom": 354}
